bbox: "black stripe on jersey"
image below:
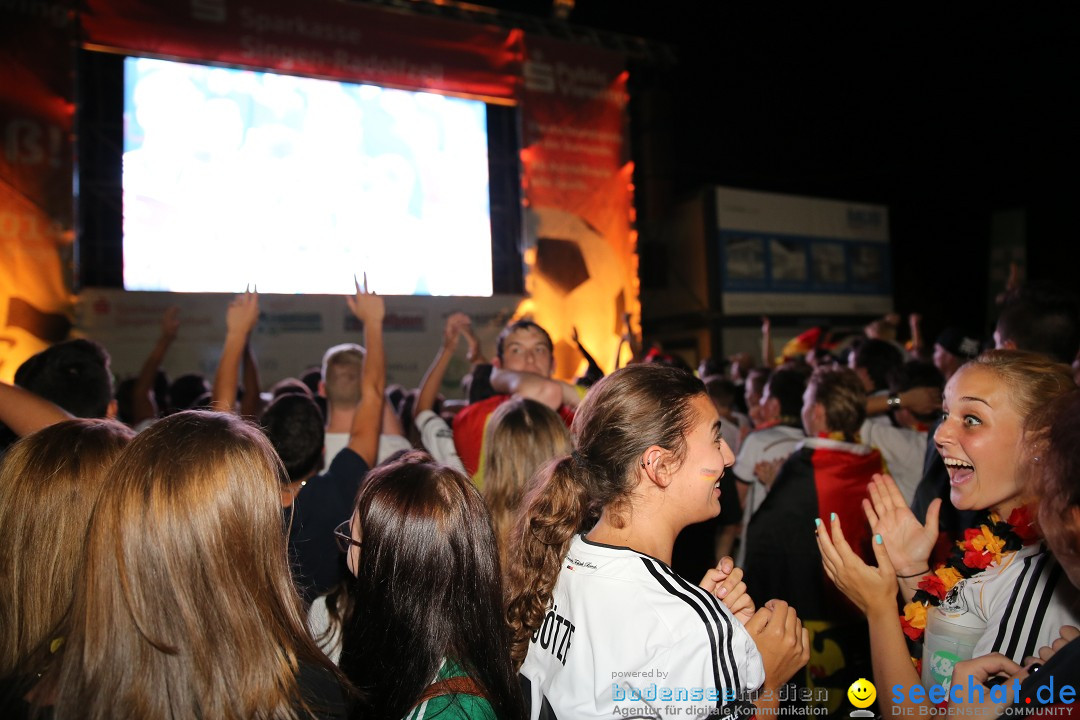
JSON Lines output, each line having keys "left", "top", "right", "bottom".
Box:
{"left": 655, "top": 562, "right": 743, "bottom": 696}
{"left": 639, "top": 558, "right": 733, "bottom": 703}
{"left": 1002, "top": 551, "right": 1050, "bottom": 658}
{"left": 1023, "top": 562, "right": 1063, "bottom": 660}
{"left": 991, "top": 552, "right": 1035, "bottom": 653}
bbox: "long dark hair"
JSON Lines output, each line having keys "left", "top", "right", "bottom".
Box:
{"left": 503, "top": 364, "right": 706, "bottom": 666}
{"left": 339, "top": 451, "right": 524, "bottom": 720}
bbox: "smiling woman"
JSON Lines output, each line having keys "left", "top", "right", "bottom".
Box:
{"left": 814, "top": 350, "right": 1080, "bottom": 716}
{"left": 936, "top": 351, "right": 1076, "bottom": 517}
{"left": 506, "top": 364, "right": 810, "bottom": 720}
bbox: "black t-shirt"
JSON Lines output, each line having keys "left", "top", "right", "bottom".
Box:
{"left": 286, "top": 447, "right": 370, "bottom": 605}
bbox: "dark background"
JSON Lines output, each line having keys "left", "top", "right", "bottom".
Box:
{"left": 465, "top": 2, "right": 1080, "bottom": 339}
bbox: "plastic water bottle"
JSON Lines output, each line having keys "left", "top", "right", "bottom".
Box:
{"left": 921, "top": 605, "right": 987, "bottom": 690}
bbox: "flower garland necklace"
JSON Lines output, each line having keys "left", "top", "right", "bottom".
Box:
{"left": 900, "top": 505, "right": 1039, "bottom": 643}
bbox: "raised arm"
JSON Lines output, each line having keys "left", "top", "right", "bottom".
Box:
{"left": 816, "top": 515, "right": 923, "bottom": 716}
{"left": 615, "top": 311, "right": 642, "bottom": 369}
{"left": 862, "top": 474, "right": 941, "bottom": 602}
{"left": 460, "top": 316, "right": 487, "bottom": 367}
{"left": 489, "top": 367, "right": 580, "bottom": 410}
{"left": 907, "top": 313, "right": 924, "bottom": 360}
{"left": 571, "top": 326, "right": 603, "bottom": 384}
{"left": 866, "top": 385, "right": 941, "bottom": 418}
{"left": 417, "top": 313, "right": 467, "bottom": 415}
{"left": 132, "top": 306, "right": 179, "bottom": 424}
{"left": 761, "top": 316, "right": 776, "bottom": 369}
{"left": 345, "top": 278, "right": 385, "bottom": 467}
{"left": 211, "top": 289, "right": 259, "bottom": 414}
{"left": 238, "top": 341, "right": 262, "bottom": 419}
{"left": 0, "top": 381, "right": 73, "bottom": 436}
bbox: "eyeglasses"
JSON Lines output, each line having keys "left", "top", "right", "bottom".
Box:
{"left": 333, "top": 519, "right": 362, "bottom": 554}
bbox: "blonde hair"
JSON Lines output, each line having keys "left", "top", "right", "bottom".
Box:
{"left": 808, "top": 366, "right": 867, "bottom": 439}
{"left": 0, "top": 419, "right": 134, "bottom": 680}
{"left": 321, "top": 343, "right": 364, "bottom": 407}
{"left": 963, "top": 349, "right": 1076, "bottom": 422}
{"left": 46, "top": 411, "right": 341, "bottom": 720}
{"left": 481, "top": 398, "right": 572, "bottom": 565}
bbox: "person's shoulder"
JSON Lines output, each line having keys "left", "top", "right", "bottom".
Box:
{"left": 406, "top": 661, "right": 496, "bottom": 720}
{"left": 454, "top": 394, "right": 509, "bottom": 425}
{"left": 565, "top": 537, "right": 720, "bottom": 632}
{"left": 407, "top": 693, "right": 495, "bottom": 720}
{"left": 321, "top": 445, "right": 370, "bottom": 477}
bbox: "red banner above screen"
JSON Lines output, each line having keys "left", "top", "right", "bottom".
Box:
{"left": 82, "top": 0, "right": 523, "bottom": 101}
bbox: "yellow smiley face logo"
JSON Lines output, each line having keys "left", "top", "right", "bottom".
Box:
{"left": 847, "top": 678, "right": 876, "bottom": 709}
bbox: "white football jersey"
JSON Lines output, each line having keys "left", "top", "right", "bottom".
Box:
{"left": 521, "top": 535, "right": 765, "bottom": 720}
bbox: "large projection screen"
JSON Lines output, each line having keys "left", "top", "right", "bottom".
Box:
{"left": 122, "top": 57, "right": 493, "bottom": 296}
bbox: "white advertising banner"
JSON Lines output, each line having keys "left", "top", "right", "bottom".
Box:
{"left": 714, "top": 187, "right": 892, "bottom": 316}
{"left": 75, "top": 289, "right": 523, "bottom": 397}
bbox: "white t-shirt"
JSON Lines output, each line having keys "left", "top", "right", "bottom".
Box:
{"left": 731, "top": 425, "right": 805, "bottom": 566}
{"left": 926, "top": 542, "right": 1079, "bottom": 675}
{"left": 414, "top": 409, "right": 466, "bottom": 474}
{"left": 521, "top": 535, "right": 765, "bottom": 720}
{"left": 324, "top": 431, "right": 413, "bottom": 467}
{"left": 858, "top": 419, "right": 927, "bottom": 504}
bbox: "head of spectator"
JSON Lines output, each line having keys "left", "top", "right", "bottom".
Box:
{"left": 863, "top": 314, "right": 900, "bottom": 343}
{"left": 41, "top": 411, "right": 342, "bottom": 719}
{"left": 848, "top": 338, "right": 904, "bottom": 394}
{"left": 936, "top": 350, "right": 1073, "bottom": 515}
{"left": 320, "top": 343, "right": 364, "bottom": 410}
{"left": 801, "top": 366, "right": 867, "bottom": 442}
{"left": 704, "top": 376, "right": 739, "bottom": 420}
{"left": 260, "top": 394, "right": 325, "bottom": 485}
{"left": 505, "top": 364, "right": 725, "bottom": 663}
{"left": 778, "top": 355, "right": 814, "bottom": 380}
{"left": 807, "top": 347, "right": 838, "bottom": 369}
{"left": 481, "top": 397, "right": 572, "bottom": 563}
{"left": 642, "top": 346, "right": 693, "bottom": 373}
{"left": 698, "top": 356, "right": 725, "bottom": 380}
{"left": 727, "top": 352, "right": 755, "bottom": 384}
{"left": 299, "top": 366, "right": 322, "bottom": 396}
{"left": 386, "top": 384, "right": 406, "bottom": 414}
{"left": 114, "top": 377, "right": 139, "bottom": 426}
{"left": 14, "top": 339, "right": 114, "bottom": 419}
{"left": 338, "top": 451, "right": 524, "bottom": 719}
{"left": 994, "top": 281, "right": 1080, "bottom": 364}
{"left": 932, "top": 327, "right": 981, "bottom": 381}
{"left": 744, "top": 367, "right": 771, "bottom": 426}
{"left": 889, "top": 360, "right": 946, "bottom": 429}
{"left": 495, "top": 320, "right": 554, "bottom": 377}
{"left": 0, "top": 419, "right": 134, "bottom": 684}
{"left": 267, "top": 378, "right": 309, "bottom": 401}
{"left": 169, "top": 373, "right": 211, "bottom": 413}
{"left": 758, "top": 368, "right": 807, "bottom": 428}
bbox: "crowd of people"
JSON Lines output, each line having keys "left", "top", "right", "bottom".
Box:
{"left": 1, "top": 276, "right": 1079, "bottom": 719}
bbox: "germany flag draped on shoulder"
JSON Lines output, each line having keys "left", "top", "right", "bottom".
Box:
{"left": 743, "top": 437, "right": 884, "bottom": 716}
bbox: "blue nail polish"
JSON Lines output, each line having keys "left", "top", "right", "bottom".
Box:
{"left": 815, "top": 518, "right": 822, "bottom": 528}
{"left": 874, "top": 534, "right": 883, "bottom": 545}
{"left": 830, "top": 512, "right": 837, "bottom": 522}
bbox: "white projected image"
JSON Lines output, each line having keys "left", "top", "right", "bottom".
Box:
{"left": 122, "top": 57, "right": 493, "bottom": 296}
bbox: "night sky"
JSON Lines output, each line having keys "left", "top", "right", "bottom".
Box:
{"left": 471, "top": 2, "right": 1080, "bottom": 338}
